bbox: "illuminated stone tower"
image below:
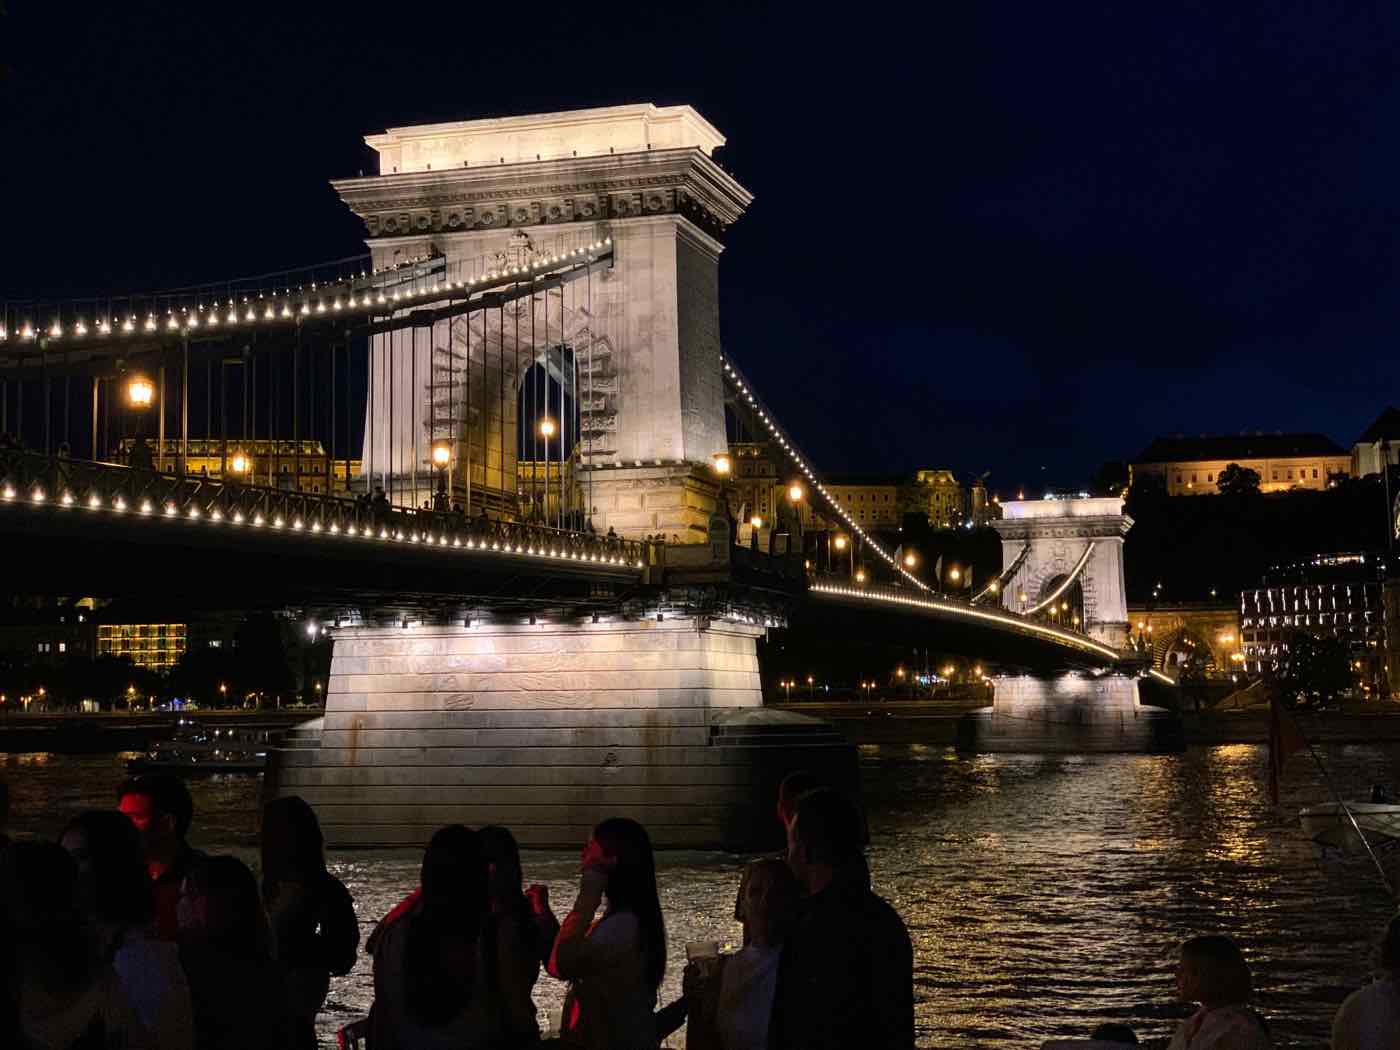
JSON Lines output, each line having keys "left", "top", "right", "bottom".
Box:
{"left": 333, "top": 104, "right": 752, "bottom": 538}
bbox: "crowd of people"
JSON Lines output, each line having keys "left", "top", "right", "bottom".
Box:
{"left": 0, "top": 769, "right": 1397, "bottom": 1049}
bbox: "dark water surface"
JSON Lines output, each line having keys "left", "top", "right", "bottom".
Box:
{"left": 4, "top": 743, "right": 1399, "bottom": 1048}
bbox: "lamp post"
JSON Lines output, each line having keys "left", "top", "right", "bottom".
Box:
{"left": 126, "top": 375, "right": 155, "bottom": 468}
{"left": 432, "top": 440, "right": 451, "bottom": 510}
{"left": 806, "top": 674, "right": 815, "bottom": 698}
{"left": 834, "top": 533, "right": 853, "bottom": 578}
{"left": 539, "top": 419, "right": 556, "bottom": 527}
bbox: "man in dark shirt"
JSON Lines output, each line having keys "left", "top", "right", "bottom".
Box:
{"left": 770, "top": 788, "right": 914, "bottom": 1050}
{"left": 118, "top": 773, "right": 204, "bottom": 940}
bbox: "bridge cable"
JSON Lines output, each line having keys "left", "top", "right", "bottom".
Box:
{"left": 971, "top": 542, "right": 1031, "bottom": 605}
{"left": 719, "top": 354, "right": 929, "bottom": 591}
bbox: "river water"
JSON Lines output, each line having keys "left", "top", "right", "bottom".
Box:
{"left": 4, "top": 742, "right": 1398, "bottom": 1049}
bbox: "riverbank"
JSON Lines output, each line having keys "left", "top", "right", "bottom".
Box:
{"left": 773, "top": 699, "right": 1400, "bottom": 747}
{"left": 0, "top": 708, "right": 320, "bottom": 752}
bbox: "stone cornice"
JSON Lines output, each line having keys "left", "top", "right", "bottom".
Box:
{"left": 331, "top": 148, "right": 752, "bottom": 241}
{"left": 992, "top": 515, "right": 1134, "bottom": 541}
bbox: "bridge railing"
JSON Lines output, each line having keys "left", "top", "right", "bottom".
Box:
{"left": 0, "top": 449, "right": 649, "bottom": 572}
{"left": 808, "top": 578, "right": 1121, "bottom": 659}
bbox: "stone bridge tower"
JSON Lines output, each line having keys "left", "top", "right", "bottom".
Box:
{"left": 991, "top": 497, "right": 1133, "bottom": 648}
{"left": 334, "top": 104, "right": 752, "bottom": 540}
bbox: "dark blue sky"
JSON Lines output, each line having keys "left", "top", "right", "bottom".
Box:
{"left": 4, "top": 2, "right": 1399, "bottom": 495}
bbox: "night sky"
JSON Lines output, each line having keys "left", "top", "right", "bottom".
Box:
{"left": 4, "top": 2, "right": 1399, "bottom": 495}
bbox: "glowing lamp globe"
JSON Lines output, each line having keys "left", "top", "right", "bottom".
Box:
{"left": 126, "top": 376, "right": 154, "bottom": 408}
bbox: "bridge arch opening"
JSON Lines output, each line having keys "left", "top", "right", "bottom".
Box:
{"left": 1034, "top": 573, "right": 1084, "bottom": 629}
{"left": 516, "top": 347, "right": 579, "bottom": 527}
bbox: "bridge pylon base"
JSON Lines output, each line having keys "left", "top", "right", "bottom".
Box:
{"left": 265, "top": 616, "right": 855, "bottom": 850}
{"left": 958, "top": 673, "right": 1183, "bottom": 754}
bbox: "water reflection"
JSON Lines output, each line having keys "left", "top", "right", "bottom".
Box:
{"left": 3, "top": 744, "right": 1398, "bottom": 1047}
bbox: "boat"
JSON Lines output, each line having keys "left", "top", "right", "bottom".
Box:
{"left": 126, "top": 719, "right": 269, "bottom": 774}
{"left": 1299, "top": 794, "right": 1400, "bottom": 853}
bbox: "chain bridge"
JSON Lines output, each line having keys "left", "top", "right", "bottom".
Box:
{"left": 0, "top": 104, "right": 1170, "bottom": 848}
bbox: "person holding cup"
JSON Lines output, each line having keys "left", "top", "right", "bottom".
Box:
{"left": 548, "top": 818, "right": 666, "bottom": 1050}
{"left": 686, "top": 858, "right": 801, "bottom": 1050}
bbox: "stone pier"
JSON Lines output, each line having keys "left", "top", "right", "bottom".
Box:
{"left": 958, "top": 673, "right": 1181, "bottom": 753}
{"left": 268, "top": 616, "right": 855, "bottom": 849}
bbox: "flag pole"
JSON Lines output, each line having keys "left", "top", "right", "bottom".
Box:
{"left": 1285, "top": 704, "right": 1395, "bottom": 898}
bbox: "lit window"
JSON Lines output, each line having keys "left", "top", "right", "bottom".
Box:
{"left": 209, "top": 640, "right": 221, "bottom": 648}
{"left": 58, "top": 642, "right": 66, "bottom": 653}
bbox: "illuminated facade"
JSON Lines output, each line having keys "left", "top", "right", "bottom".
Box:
{"left": 1134, "top": 433, "right": 1350, "bottom": 495}
{"left": 117, "top": 438, "right": 361, "bottom": 496}
{"left": 97, "top": 622, "right": 187, "bottom": 671}
{"left": 913, "top": 469, "right": 965, "bottom": 528}
{"left": 1352, "top": 406, "right": 1400, "bottom": 478}
{"left": 1239, "top": 552, "right": 1397, "bottom": 696}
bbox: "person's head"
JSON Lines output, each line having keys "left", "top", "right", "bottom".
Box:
{"left": 776, "top": 770, "right": 822, "bottom": 829}
{"left": 260, "top": 795, "right": 327, "bottom": 892}
{"left": 177, "top": 855, "right": 269, "bottom": 959}
{"left": 1175, "top": 935, "right": 1252, "bottom": 1008}
{"left": 787, "top": 788, "right": 863, "bottom": 889}
{"left": 1090, "top": 1023, "right": 1138, "bottom": 1044}
{"left": 1377, "top": 914, "right": 1400, "bottom": 975}
{"left": 420, "top": 825, "right": 488, "bottom": 930}
{"left": 479, "top": 825, "right": 523, "bottom": 910}
{"left": 406, "top": 826, "right": 489, "bottom": 1026}
{"left": 590, "top": 817, "right": 665, "bottom": 990}
{"left": 736, "top": 857, "right": 801, "bottom": 946}
{"left": 118, "top": 774, "right": 193, "bottom": 859}
{"left": 59, "top": 810, "right": 153, "bottom": 929}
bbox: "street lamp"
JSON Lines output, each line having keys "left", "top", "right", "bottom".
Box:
{"left": 855, "top": 567, "right": 867, "bottom": 583}
{"left": 431, "top": 440, "right": 451, "bottom": 509}
{"left": 126, "top": 376, "right": 154, "bottom": 409}
{"left": 806, "top": 674, "right": 814, "bottom": 698}
{"left": 787, "top": 482, "right": 803, "bottom": 504}
{"left": 903, "top": 550, "right": 917, "bottom": 569}
{"left": 539, "top": 419, "right": 556, "bottom": 527}
{"left": 229, "top": 451, "right": 249, "bottom": 477}
{"left": 712, "top": 451, "right": 732, "bottom": 476}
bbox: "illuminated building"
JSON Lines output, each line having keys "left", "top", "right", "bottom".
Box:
{"left": 96, "top": 622, "right": 187, "bottom": 671}
{"left": 1133, "top": 433, "right": 1350, "bottom": 495}
{"left": 913, "top": 469, "right": 966, "bottom": 528}
{"left": 116, "top": 438, "right": 362, "bottom": 496}
{"left": 1351, "top": 406, "right": 1400, "bottom": 478}
{"left": 725, "top": 442, "right": 962, "bottom": 532}
{"left": 1239, "top": 552, "right": 1397, "bottom": 697}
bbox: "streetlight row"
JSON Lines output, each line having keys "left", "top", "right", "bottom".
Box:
{"left": 0, "top": 240, "right": 612, "bottom": 344}
{"left": 0, "top": 480, "right": 643, "bottom": 570}
{"left": 808, "top": 581, "right": 1121, "bottom": 660}
{"left": 718, "top": 356, "right": 929, "bottom": 591}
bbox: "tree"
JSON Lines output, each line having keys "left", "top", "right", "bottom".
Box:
{"left": 1272, "top": 631, "right": 1352, "bottom": 709}
{"left": 1216, "top": 462, "right": 1261, "bottom": 497}
{"left": 1090, "top": 461, "right": 1130, "bottom": 498}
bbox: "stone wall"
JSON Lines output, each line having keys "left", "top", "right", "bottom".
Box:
{"left": 268, "top": 616, "right": 856, "bottom": 849}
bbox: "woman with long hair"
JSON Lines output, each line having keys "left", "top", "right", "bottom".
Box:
{"left": 549, "top": 817, "right": 666, "bottom": 1050}
{"left": 1331, "top": 914, "right": 1400, "bottom": 1050}
{"left": 177, "top": 855, "right": 293, "bottom": 1050}
{"left": 60, "top": 810, "right": 193, "bottom": 1050}
{"left": 369, "top": 824, "right": 503, "bottom": 1050}
{"left": 479, "top": 825, "right": 559, "bottom": 1045}
{"left": 260, "top": 796, "right": 359, "bottom": 1049}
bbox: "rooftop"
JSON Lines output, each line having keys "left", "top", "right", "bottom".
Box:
{"left": 1356, "top": 406, "right": 1400, "bottom": 444}
{"left": 365, "top": 104, "right": 725, "bottom": 175}
{"left": 1135, "top": 432, "right": 1346, "bottom": 464}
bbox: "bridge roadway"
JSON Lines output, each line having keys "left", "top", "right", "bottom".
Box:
{"left": 0, "top": 447, "right": 1130, "bottom": 672}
